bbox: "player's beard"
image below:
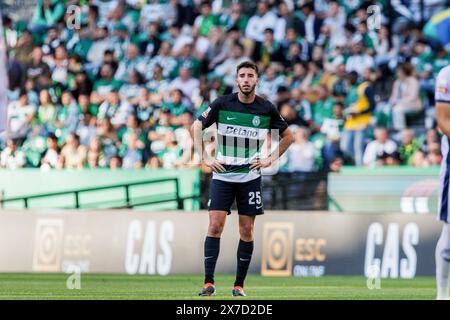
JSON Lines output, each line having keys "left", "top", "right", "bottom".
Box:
{"left": 238, "top": 83, "right": 256, "bottom": 97}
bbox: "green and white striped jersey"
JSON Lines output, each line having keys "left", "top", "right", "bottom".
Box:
{"left": 198, "top": 93, "right": 288, "bottom": 183}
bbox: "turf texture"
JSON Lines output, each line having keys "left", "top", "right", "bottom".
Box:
{"left": 0, "top": 273, "right": 436, "bottom": 300}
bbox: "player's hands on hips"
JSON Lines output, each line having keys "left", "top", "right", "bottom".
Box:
{"left": 204, "top": 159, "right": 226, "bottom": 173}
{"left": 249, "top": 157, "right": 271, "bottom": 170}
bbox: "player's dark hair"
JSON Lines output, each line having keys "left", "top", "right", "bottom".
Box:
{"left": 236, "top": 61, "right": 259, "bottom": 76}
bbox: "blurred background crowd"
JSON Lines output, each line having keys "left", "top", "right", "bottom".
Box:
{"left": 1, "top": 0, "right": 449, "bottom": 173}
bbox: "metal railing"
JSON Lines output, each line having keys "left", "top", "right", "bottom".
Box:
{"left": 0, "top": 178, "right": 198, "bottom": 210}
{"left": 261, "top": 172, "right": 329, "bottom": 211}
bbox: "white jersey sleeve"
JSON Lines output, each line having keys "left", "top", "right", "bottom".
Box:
{"left": 435, "top": 65, "right": 450, "bottom": 103}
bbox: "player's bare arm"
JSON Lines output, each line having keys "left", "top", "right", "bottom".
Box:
{"left": 436, "top": 101, "right": 450, "bottom": 138}
{"left": 249, "top": 127, "right": 294, "bottom": 170}
{"left": 191, "top": 119, "right": 225, "bottom": 173}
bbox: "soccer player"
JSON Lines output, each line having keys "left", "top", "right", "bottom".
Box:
{"left": 191, "top": 61, "right": 294, "bottom": 297}
{"left": 435, "top": 63, "right": 450, "bottom": 300}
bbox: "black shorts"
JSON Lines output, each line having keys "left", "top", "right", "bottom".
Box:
{"left": 208, "top": 177, "right": 264, "bottom": 216}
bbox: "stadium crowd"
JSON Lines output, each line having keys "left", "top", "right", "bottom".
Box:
{"left": 1, "top": 0, "right": 449, "bottom": 172}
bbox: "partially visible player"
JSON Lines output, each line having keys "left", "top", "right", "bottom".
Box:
{"left": 435, "top": 64, "right": 450, "bottom": 300}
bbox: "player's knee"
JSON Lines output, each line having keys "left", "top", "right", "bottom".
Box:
{"left": 239, "top": 225, "right": 254, "bottom": 241}
{"left": 208, "top": 223, "right": 224, "bottom": 237}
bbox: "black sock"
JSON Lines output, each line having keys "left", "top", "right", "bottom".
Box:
{"left": 234, "top": 239, "right": 254, "bottom": 287}
{"left": 204, "top": 236, "right": 220, "bottom": 284}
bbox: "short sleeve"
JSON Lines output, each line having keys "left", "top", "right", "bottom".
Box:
{"left": 197, "top": 97, "right": 221, "bottom": 129}
{"left": 435, "top": 68, "right": 450, "bottom": 103}
{"left": 269, "top": 102, "right": 288, "bottom": 134}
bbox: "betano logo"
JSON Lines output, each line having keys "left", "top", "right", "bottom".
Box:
{"left": 261, "top": 222, "right": 327, "bottom": 277}
{"left": 225, "top": 126, "right": 258, "bottom": 138}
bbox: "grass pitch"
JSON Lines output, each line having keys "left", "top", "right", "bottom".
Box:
{"left": 0, "top": 273, "right": 436, "bottom": 300}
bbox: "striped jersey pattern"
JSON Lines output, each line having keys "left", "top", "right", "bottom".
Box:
{"left": 198, "top": 93, "right": 288, "bottom": 183}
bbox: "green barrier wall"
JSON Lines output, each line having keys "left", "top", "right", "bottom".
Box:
{"left": 329, "top": 166, "right": 440, "bottom": 214}
{"left": 2, "top": 167, "right": 438, "bottom": 214}
{"left": 0, "top": 169, "right": 201, "bottom": 211}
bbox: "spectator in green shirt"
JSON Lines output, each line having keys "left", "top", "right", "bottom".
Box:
{"left": 31, "top": 0, "right": 65, "bottom": 34}
{"left": 171, "top": 43, "right": 201, "bottom": 78}
{"left": 68, "top": 24, "right": 93, "bottom": 62}
{"left": 37, "top": 88, "right": 57, "bottom": 134}
{"left": 193, "top": 1, "right": 219, "bottom": 38}
{"left": 114, "top": 43, "right": 146, "bottom": 82}
{"left": 92, "top": 63, "right": 122, "bottom": 105}
{"left": 119, "top": 69, "right": 145, "bottom": 105}
{"left": 398, "top": 128, "right": 420, "bottom": 166}
{"left": 312, "top": 84, "right": 335, "bottom": 127}
{"left": 158, "top": 131, "right": 184, "bottom": 169}
{"left": 420, "top": 45, "right": 450, "bottom": 97}
{"left": 120, "top": 131, "right": 144, "bottom": 169}
{"left": 77, "top": 94, "right": 98, "bottom": 117}
{"left": 162, "top": 88, "right": 190, "bottom": 121}
{"left": 219, "top": 3, "right": 248, "bottom": 33}
{"left": 148, "top": 110, "right": 175, "bottom": 155}
{"left": 118, "top": 115, "right": 146, "bottom": 151}
{"left": 55, "top": 91, "right": 79, "bottom": 144}
{"left": 112, "top": 22, "right": 130, "bottom": 62}
{"left": 23, "top": 125, "right": 47, "bottom": 167}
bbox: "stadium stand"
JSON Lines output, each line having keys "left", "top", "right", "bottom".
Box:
{"left": 0, "top": 0, "right": 449, "bottom": 175}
